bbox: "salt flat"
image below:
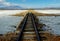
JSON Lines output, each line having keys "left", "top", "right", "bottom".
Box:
{"left": 35, "top": 10, "right": 60, "bottom": 14}
{"left": 0, "top": 10, "right": 60, "bottom": 16}
{"left": 0, "top": 10, "right": 27, "bottom": 15}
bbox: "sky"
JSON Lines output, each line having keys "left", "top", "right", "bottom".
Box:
{"left": 0, "top": 0, "right": 60, "bottom": 8}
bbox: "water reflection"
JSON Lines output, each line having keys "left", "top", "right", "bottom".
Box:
{"left": 0, "top": 16, "right": 23, "bottom": 34}
{"left": 38, "top": 16, "right": 60, "bottom": 35}
{"left": 0, "top": 15, "right": 60, "bottom": 35}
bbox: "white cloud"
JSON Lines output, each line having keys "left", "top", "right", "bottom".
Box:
{"left": 0, "top": 0, "right": 15, "bottom": 7}
{"left": 0, "top": 0, "right": 28, "bottom": 8}
{"left": 3, "top": 2, "right": 12, "bottom": 6}
{"left": 0, "top": 0, "right": 4, "bottom": 2}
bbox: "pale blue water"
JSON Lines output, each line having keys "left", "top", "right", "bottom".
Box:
{"left": 0, "top": 16, "right": 23, "bottom": 34}
{"left": 0, "top": 16, "right": 60, "bottom": 36}
{"left": 38, "top": 16, "right": 60, "bottom": 35}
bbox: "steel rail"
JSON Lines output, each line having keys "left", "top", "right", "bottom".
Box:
{"left": 17, "top": 13, "right": 41, "bottom": 41}
{"left": 17, "top": 14, "right": 28, "bottom": 41}
{"left": 31, "top": 13, "right": 41, "bottom": 41}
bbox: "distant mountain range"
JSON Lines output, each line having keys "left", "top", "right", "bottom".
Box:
{"left": 33, "top": 8, "right": 60, "bottom": 10}
{"left": 0, "top": 5, "right": 24, "bottom": 10}
{"left": 0, "top": 6, "right": 60, "bottom": 10}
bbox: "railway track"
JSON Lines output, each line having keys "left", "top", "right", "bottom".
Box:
{"left": 17, "top": 13, "right": 43, "bottom": 41}
{"left": 0, "top": 11, "right": 59, "bottom": 41}
{"left": 0, "top": 12, "right": 51, "bottom": 41}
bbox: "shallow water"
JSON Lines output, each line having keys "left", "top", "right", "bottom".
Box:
{"left": 37, "top": 16, "right": 60, "bottom": 35}
{"left": 0, "top": 15, "right": 60, "bottom": 36}
{"left": 0, "top": 16, "right": 23, "bottom": 34}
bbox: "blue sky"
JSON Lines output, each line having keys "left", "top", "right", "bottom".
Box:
{"left": 0, "top": 0, "right": 60, "bottom": 8}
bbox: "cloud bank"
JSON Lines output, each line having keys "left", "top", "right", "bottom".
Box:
{"left": 0, "top": 0, "right": 25, "bottom": 8}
